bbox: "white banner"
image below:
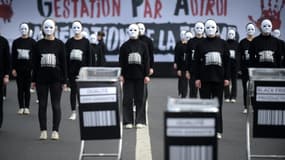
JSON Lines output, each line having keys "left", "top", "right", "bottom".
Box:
{"left": 0, "top": 0, "right": 284, "bottom": 62}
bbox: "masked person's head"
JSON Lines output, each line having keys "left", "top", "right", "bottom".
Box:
{"left": 19, "top": 23, "right": 29, "bottom": 37}
{"left": 227, "top": 29, "right": 236, "bottom": 40}
{"left": 42, "top": 18, "right": 56, "bottom": 38}
{"left": 272, "top": 29, "right": 281, "bottom": 38}
{"left": 137, "top": 23, "right": 146, "bottom": 36}
{"left": 89, "top": 33, "right": 99, "bottom": 45}
{"left": 205, "top": 19, "right": 217, "bottom": 38}
{"left": 194, "top": 22, "right": 205, "bottom": 36}
{"left": 128, "top": 23, "right": 139, "bottom": 39}
{"left": 185, "top": 31, "right": 193, "bottom": 41}
{"left": 261, "top": 19, "right": 272, "bottom": 35}
{"left": 180, "top": 30, "right": 187, "bottom": 41}
{"left": 246, "top": 23, "right": 256, "bottom": 36}
{"left": 72, "top": 20, "right": 83, "bottom": 35}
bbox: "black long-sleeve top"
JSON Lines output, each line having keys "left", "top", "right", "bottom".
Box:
{"left": 249, "top": 34, "right": 282, "bottom": 68}
{"left": 0, "top": 35, "right": 10, "bottom": 78}
{"left": 98, "top": 40, "right": 108, "bottom": 59}
{"left": 277, "top": 39, "right": 285, "bottom": 67}
{"left": 174, "top": 41, "right": 188, "bottom": 71}
{"left": 65, "top": 37, "right": 91, "bottom": 78}
{"left": 238, "top": 38, "right": 253, "bottom": 71}
{"left": 11, "top": 37, "right": 36, "bottom": 73}
{"left": 32, "top": 38, "right": 67, "bottom": 84}
{"left": 139, "top": 35, "right": 154, "bottom": 68}
{"left": 90, "top": 43, "right": 105, "bottom": 66}
{"left": 186, "top": 37, "right": 205, "bottom": 73}
{"left": 194, "top": 37, "right": 230, "bottom": 82}
{"left": 226, "top": 39, "right": 240, "bottom": 71}
{"left": 119, "top": 39, "right": 150, "bottom": 79}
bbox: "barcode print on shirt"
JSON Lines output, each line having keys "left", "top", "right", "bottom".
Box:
{"left": 258, "top": 110, "right": 285, "bottom": 126}
{"left": 169, "top": 145, "right": 213, "bottom": 160}
{"left": 83, "top": 110, "right": 116, "bottom": 127}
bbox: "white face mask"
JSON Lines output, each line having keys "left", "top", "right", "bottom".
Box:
{"left": 227, "top": 29, "right": 236, "bottom": 40}
{"left": 272, "top": 29, "right": 281, "bottom": 38}
{"left": 185, "top": 32, "right": 193, "bottom": 41}
{"left": 128, "top": 24, "right": 139, "bottom": 39}
{"left": 246, "top": 24, "right": 255, "bottom": 36}
{"left": 72, "top": 21, "right": 82, "bottom": 35}
{"left": 89, "top": 33, "right": 99, "bottom": 44}
{"left": 180, "top": 30, "right": 187, "bottom": 41}
{"left": 194, "top": 22, "right": 205, "bottom": 35}
{"left": 20, "top": 23, "right": 29, "bottom": 36}
{"left": 42, "top": 19, "right": 56, "bottom": 36}
{"left": 261, "top": 19, "right": 272, "bottom": 34}
{"left": 205, "top": 20, "right": 217, "bottom": 37}
{"left": 81, "top": 31, "right": 89, "bottom": 39}
{"left": 137, "top": 23, "right": 146, "bottom": 36}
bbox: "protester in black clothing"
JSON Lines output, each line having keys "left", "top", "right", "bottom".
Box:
{"left": 137, "top": 23, "right": 154, "bottom": 122}
{"left": 238, "top": 23, "right": 256, "bottom": 114}
{"left": 12, "top": 23, "right": 36, "bottom": 115}
{"left": 224, "top": 29, "right": 239, "bottom": 103}
{"left": 31, "top": 18, "right": 67, "bottom": 140}
{"left": 89, "top": 33, "right": 105, "bottom": 66}
{"left": 65, "top": 20, "right": 91, "bottom": 120}
{"left": 194, "top": 19, "right": 230, "bottom": 139}
{"left": 249, "top": 19, "right": 282, "bottom": 68}
{"left": 174, "top": 30, "right": 189, "bottom": 98}
{"left": 186, "top": 22, "right": 205, "bottom": 98}
{"left": 272, "top": 29, "right": 285, "bottom": 67}
{"left": 119, "top": 23, "right": 150, "bottom": 129}
{"left": 97, "top": 31, "right": 108, "bottom": 60}
{"left": 137, "top": 23, "right": 154, "bottom": 75}
{"left": 0, "top": 34, "right": 11, "bottom": 128}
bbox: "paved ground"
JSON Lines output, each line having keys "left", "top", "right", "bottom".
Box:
{"left": 0, "top": 78, "right": 284, "bottom": 160}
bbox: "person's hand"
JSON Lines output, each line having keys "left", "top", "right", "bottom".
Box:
{"left": 173, "top": 63, "right": 177, "bottom": 70}
{"left": 31, "top": 82, "right": 36, "bottom": 89}
{"left": 144, "top": 76, "right": 150, "bottom": 84}
{"left": 12, "top": 69, "right": 17, "bottom": 77}
{"left": 62, "top": 84, "right": 67, "bottom": 90}
{"left": 195, "top": 80, "right": 201, "bottom": 88}
{"left": 186, "top": 71, "right": 191, "bottom": 80}
{"left": 149, "top": 68, "right": 154, "bottom": 76}
{"left": 177, "top": 70, "right": 182, "bottom": 77}
{"left": 224, "top": 80, "right": 230, "bottom": 86}
{"left": 119, "top": 76, "right": 124, "bottom": 84}
{"left": 3, "top": 75, "right": 9, "bottom": 85}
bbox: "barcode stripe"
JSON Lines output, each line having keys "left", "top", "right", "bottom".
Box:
{"left": 169, "top": 145, "right": 213, "bottom": 160}
{"left": 83, "top": 111, "right": 117, "bottom": 127}
{"left": 258, "top": 110, "right": 285, "bottom": 126}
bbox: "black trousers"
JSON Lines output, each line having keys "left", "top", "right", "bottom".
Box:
{"left": 241, "top": 69, "right": 249, "bottom": 109}
{"left": 200, "top": 81, "right": 224, "bottom": 133}
{"left": 177, "top": 71, "right": 188, "bottom": 98}
{"left": 224, "top": 66, "right": 237, "bottom": 99}
{"left": 3, "top": 85, "right": 6, "bottom": 97}
{"left": 69, "top": 77, "right": 79, "bottom": 111}
{"left": 123, "top": 79, "right": 145, "bottom": 124}
{"left": 37, "top": 83, "right": 62, "bottom": 131}
{"left": 0, "top": 81, "right": 3, "bottom": 128}
{"left": 189, "top": 74, "right": 198, "bottom": 98}
{"left": 16, "top": 72, "right": 31, "bottom": 108}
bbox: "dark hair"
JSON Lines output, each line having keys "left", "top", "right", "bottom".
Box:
{"left": 97, "top": 31, "right": 105, "bottom": 37}
{"left": 245, "top": 23, "right": 255, "bottom": 29}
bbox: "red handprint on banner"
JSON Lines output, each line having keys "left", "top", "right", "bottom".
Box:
{"left": 248, "top": 0, "right": 284, "bottom": 30}
{"left": 0, "top": 0, "right": 13, "bottom": 23}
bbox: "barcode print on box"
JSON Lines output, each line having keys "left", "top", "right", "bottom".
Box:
{"left": 83, "top": 110, "right": 116, "bottom": 127}
{"left": 170, "top": 145, "right": 213, "bottom": 160}
{"left": 258, "top": 110, "right": 285, "bottom": 126}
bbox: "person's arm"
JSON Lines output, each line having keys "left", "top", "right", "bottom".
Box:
{"left": 60, "top": 41, "right": 68, "bottom": 85}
